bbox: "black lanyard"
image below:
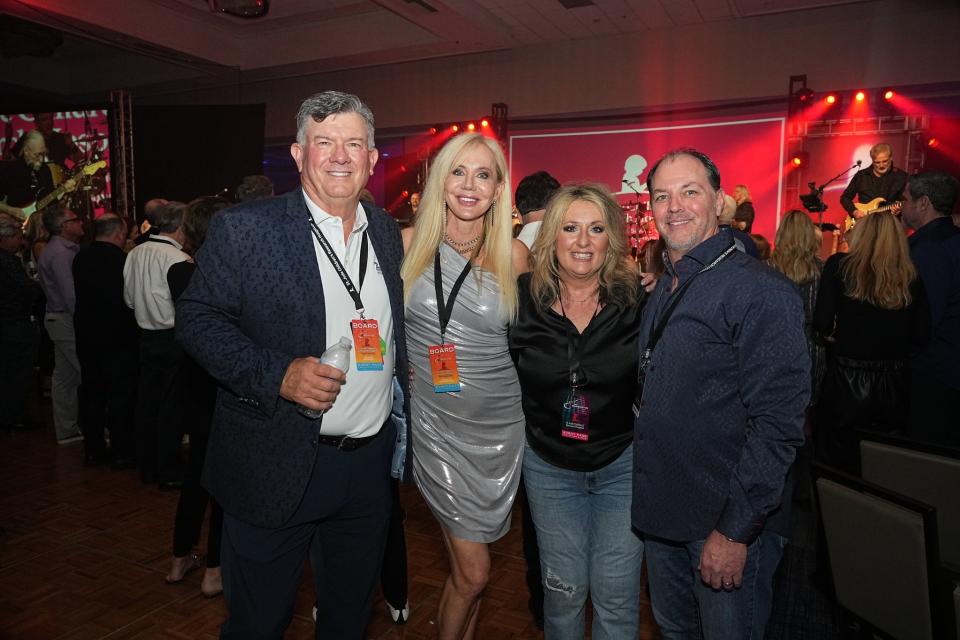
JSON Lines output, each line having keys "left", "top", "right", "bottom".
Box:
{"left": 308, "top": 215, "right": 369, "bottom": 318}
{"left": 434, "top": 251, "right": 473, "bottom": 344}
{"left": 642, "top": 242, "right": 736, "bottom": 363}
{"left": 558, "top": 291, "right": 601, "bottom": 389}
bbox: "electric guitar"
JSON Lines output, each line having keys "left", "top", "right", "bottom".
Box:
{"left": 844, "top": 197, "right": 902, "bottom": 232}
{"left": 17, "top": 160, "right": 107, "bottom": 219}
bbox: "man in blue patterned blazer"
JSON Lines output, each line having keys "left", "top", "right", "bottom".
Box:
{"left": 177, "top": 91, "right": 410, "bottom": 639}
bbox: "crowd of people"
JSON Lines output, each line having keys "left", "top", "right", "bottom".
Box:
{"left": 1, "top": 91, "right": 958, "bottom": 639}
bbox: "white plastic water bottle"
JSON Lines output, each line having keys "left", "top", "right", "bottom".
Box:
{"left": 297, "top": 336, "right": 352, "bottom": 419}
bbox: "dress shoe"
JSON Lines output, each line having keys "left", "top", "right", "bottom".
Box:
{"left": 387, "top": 600, "right": 410, "bottom": 625}
{"left": 158, "top": 479, "right": 184, "bottom": 492}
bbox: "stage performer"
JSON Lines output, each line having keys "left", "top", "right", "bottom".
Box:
{"left": 0, "top": 130, "right": 76, "bottom": 222}
{"left": 840, "top": 142, "right": 907, "bottom": 221}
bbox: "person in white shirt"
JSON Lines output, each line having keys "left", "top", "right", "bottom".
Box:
{"left": 123, "top": 201, "right": 189, "bottom": 489}
{"left": 515, "top": 171, "right": 560, "bottom": 251}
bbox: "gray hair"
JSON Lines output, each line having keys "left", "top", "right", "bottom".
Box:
{"left": 0, "top": 215, "right": 23, "bottom": 239}
{"left": 295, "top": 91, "right": 375, "bottom": 148}
{"left": 154, "top": 202, "right": 185, "bottom": 234}
{"left": 94, "top": 214, "right": 126, "bottom": 239}
{"left": 41, "top": 205, "right": 69, "bottom": 236}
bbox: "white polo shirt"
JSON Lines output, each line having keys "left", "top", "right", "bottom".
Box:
{"left": 303, "top": 191, "right": 395, "bottom": 438}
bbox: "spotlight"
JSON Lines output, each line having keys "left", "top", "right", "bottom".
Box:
{"left": 855, "top": 90, "right": 866, "bottom": 102}
{"left": 790, "top": 151, "right": 809, "bottom": 168}
{"left": 480, "top": 119, "right": 490, "bottom": 128}
{"left": 927, "top": 137, "right": 939, "bottom": 149}
{"left": 467, "top": 122, "right": 476, "bottom": 132}
{"left": 401, "top": 189, "right": 409, "bottom": 198}
{"left": 795, "top": 88, "right": 814, "bottom": 103}
{"left": 883, "top": 89, "right": 895, "bottom": 101}
{"left": 428, "top": 127, "right": 437, "bottom": 135}
{"left": 451, "top": 124, "right": 459, "bottom": 133}
{"left": 825, "top": 94, "right": 837, "bottom": 105}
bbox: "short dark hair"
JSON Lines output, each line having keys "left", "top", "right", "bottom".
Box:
{"left": 646, "top": 148, "right": 722, "bottom": 194}
{"left": 908, "top": 170, "right": 958, "bottom": 216}
{"left": 515, "top": 171, "right": 560, "bottom": 215}
{"left": 183, "top": 197, "right": 230, "bottom": 252}
{"left": 235, "top": 175, "right": 274, "bottom": 203}
{"left": 41, "top": 204, "right": 68, "bottom": 236}
{"left": 94, "top": 215, "right": 125, "bottom": 238}
{"left": 153, "top": 202, "right": 185, "bottom": 234}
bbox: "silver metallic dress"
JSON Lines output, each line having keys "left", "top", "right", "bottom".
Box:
{"left": 407, "top": 243, "right": 524, "bottom": 543}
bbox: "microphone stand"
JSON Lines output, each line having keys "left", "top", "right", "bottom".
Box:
{"left": 803, "top": 161, "right": 861, "bottom": 226}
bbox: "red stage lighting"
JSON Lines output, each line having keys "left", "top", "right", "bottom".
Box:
{"left": 480, "top": 119, "right": 490, "bottom": 128}
{"left": 429, "top": 126, "right": 437, "bottom": 135}
{"left": 790, "top": 151, "right": 809, "bottom": 168}
{"left": 401, "top": 189, "right": 409, "bottom": 198}
{"left": 451, "top": 124, "right": 459, "bottom": 133}
{"left": 467, "top": 122, "right": 476, "bottom": 132}
{"left": 927, "top": 137, "right": 939, "bottom": 149}
{"left": 883, "top": 89, "right": 895, "bottom": 100}
{"left": 825, "top": 94, "right": 837, "bottom": 105}
{"left": 855, "top": 91, "right": 866, "bottom": 102}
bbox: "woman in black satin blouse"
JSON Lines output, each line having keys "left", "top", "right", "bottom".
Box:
{"left": 510, "top": 183, "right": 645, "bottom": 639}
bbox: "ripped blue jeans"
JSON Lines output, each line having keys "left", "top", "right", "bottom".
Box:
{"left": 523, "top": 442, "right": 643, "bottom": 640}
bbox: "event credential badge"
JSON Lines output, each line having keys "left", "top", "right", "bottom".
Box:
{"left": 351, "top": 319, "right": 384, "bottom": 371}
{"left": 428, "top": 344, "right": 461, "bottom": 393}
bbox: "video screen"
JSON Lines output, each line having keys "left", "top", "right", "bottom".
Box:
{"left": 0, "top": 109, "right": 112, "bottom": 218}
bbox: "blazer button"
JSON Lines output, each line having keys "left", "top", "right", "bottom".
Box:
{"left": 311, "top": 438, "right": 318, "bottom": 447}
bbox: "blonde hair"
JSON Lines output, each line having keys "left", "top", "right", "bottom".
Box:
{"left": 529, "top": 183, "right": 638, "bottom": 312}
{"left": 734, "top": 184, "right": 751, "bottom": 203}
{"left": 719, "top": 194, "right": 737, "bottom": 225}
{"left": 401, "top": 133, "right": 518, "bottom": 318}
{"left": 840, "top": 212, "right": 915, "bottom": 309}
{"left": 770, "top": 210, "right": 821, "bottom": 284}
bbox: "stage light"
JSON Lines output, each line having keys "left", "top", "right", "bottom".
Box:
{"left": 883, "top": 89, "right": 895, "bottom": 100}
{"left": 401, "top": 189, "right": 409, "bottom": 198}
{"left": 429, "top": 127, "right": 437, "bottom": 135}
{"left": 927, "top": 137, "right": 939, "bottom": 148}
{"left": 467, "top": 122, "right": 476, "bottom": 132}
{"left": 790, "top": 151, "right": 809, "bottom": 168}
{"left": 480, "top": 119, "right": 490, "bottom": 128}
{"left": 825, "top": 94, "right": 837, "bottom": 105}
{"left": 451, "top": 124, "right": 459, "bottom": 133}
{"left": 855, "top": 90, "right": 866, "bottom": 102}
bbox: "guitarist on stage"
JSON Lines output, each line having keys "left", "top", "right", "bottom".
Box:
{"left": 840, "top": 142, "right": 907, "bottom": 222}
{"left": 0, "top": 130, "right": 76, "bottom": 222}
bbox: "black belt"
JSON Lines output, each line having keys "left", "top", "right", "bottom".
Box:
{"left": 315, "top": 431, "right": 379, "bottom": 451}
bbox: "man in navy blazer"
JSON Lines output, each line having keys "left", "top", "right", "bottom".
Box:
{"left": 176, "top": 91, "right": 410, "bottom": 638}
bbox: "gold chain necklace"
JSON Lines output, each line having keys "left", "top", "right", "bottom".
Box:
{"left": 444, "top": 233, "right": 481, "bottom": 254}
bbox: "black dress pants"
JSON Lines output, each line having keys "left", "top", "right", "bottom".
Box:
{"left": 0, "top": 318, "right": 39, "bottom": 426}
{"left": 135, "top": 329, "right": 184, "bottom": 483}
{"left": 78, "top": 344, "right": 138, "bottom": 459}
{"left": 379, "top": 479, "right": 408, "bottom": 610}
{"left": 220, "top": 422, "right": 393, "bottom": 639}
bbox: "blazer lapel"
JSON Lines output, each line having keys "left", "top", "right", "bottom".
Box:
{"left": 282, "top": 190, "right": 326, "bottom": 340}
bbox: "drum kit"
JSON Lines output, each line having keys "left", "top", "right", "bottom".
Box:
{"left": 621, "top": 198, "right": 658, "bottom": 254}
